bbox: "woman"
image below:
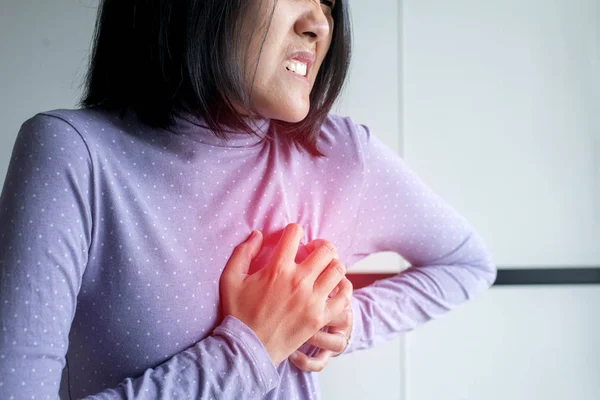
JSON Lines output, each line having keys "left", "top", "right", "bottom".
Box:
{"left": 0, "top": 0, "right": 497, "bottom": 398}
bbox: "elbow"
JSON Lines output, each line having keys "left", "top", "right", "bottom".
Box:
{"left": 473, "top": 246, "right": 497, "bottom": 289}
{"left": 461, "top": 259, "right": 496, "bottom": 301}
{"left": 469, "top": 233, "right": 497, "bottom": 289}
{"left": 481, "top": 260, "right": 497, "bottom": 289}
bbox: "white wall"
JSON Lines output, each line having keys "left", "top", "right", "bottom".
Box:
{"left": 403, "top": 0, "right": 600, "bottom": 399}
{"left": 0, "top": 0, "right": 97, "bottom": 182}
{"left": 407, "top": 287, "right": 600, "bottom": 400}
{"left": 403, "top": 0, "right": 599, "bottom": 266}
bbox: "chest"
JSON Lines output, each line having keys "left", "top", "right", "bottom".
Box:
{"left": 69, "top": 137, "right": 359, "bottom": 378}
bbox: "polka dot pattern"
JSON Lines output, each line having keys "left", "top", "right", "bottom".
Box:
{"left": 0, "top": 107, "right": 495, "bottom": 399}
{"left": 345, "top": 123, "right": 496, "bottom": 353}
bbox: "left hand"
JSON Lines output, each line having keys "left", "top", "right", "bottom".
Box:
{"left": 289, "top": 294, "right": 353, "bottom": 372}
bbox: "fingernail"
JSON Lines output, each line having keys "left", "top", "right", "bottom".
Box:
{"left": 290, "top": 351, "right": 298, "bottom": 360}
{"left": 248, "top": 230, "right": 257, "bottom": 241}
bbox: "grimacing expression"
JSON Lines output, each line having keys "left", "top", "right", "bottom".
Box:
{"left": 246, "top": 0, "right": 335, "bottom": 122}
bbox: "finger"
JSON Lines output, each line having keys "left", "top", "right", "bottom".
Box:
{"left": 289, "top": 349, "right": 333, "bottom": 373}
{"left": 304, "top": 239, "right": 339, "bottom": 259}
{"left": 220, "top": 230, "right": 263, "bottom": 283}
{"left": 306, "top": 330, "right": 348, "bottom": 354}
{"left": 327, "top": 281, "right": 341, "bottom": 299}
{"left": 329, "top": 287, "right": 340, "bottom": 298}
{"left": 327, "top": 306, "right": 352, "bottom": 328}
{"left": 270, "top": 223, "right": 304, "bottom": 268}
{"left": 301, "top": 241, "right": 338, "bottom": 279}
{"left": 324, "top": 278, "right": 353, "bottom": 323}
{"left": 313, "top": 258, "right": 346, "bottom": 299}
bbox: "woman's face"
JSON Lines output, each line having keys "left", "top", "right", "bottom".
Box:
{"left": 246, "top": 0, "right": 335, "bottom": 122}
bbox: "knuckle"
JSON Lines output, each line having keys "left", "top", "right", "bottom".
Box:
{"left": 235, "top": 243, "right": 252, "bottom": 260}
{"left": 234, "top": 242, "right": 248, "bottom": 253}
{"left": 291, "top": 274, "right": 308, "bottom": 291}
{"left": 287, "top": 223, "right": 303, "bottom": 237}
{"left": 321, "top": 240, "right": 337, "bottom": 255}
{"left": 331, "top": 260, "right": 346, "bottom": 276}
{"left": 218, "top": 274, "right": 231, "bottom": 288}
{"left": 273, "top": 258, "right": 285, "bottom": 270}
{"left": 304, "top": 238, "right": 318, "bottom": 248}
{"left": 345, "top": 309, "right": 353, "bottom": 324}
{"left": 294, "top": 357, "right": 307, "bottom": 370}
{"left": 311, "top": 331, "right": 321, "bottom": 343}
{"left": 345, "top": 289, "right": 352, "bottom": 301}
{"left": 308, "top": 313, "right": 324, "bottom": 330}
{"left": 266, "top": 265, "right": 284, "bottom": 284}
{"left": 345, "top": 277, "right": 354, "bottom": 291}
{"left": 343, "top": 296, "right": 351, "bottom": 309}
{"left": 312, "top": 238, "right": 326, "bottom": 247}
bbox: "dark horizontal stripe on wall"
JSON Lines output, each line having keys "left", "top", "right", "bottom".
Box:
{"left": 347, "top": 267, "right": 600, "bottom": 290}
{"left": 493, "top": 267, "right": 600, "bottom": 286}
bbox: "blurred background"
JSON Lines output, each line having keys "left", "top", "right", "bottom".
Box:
{"left": 0, "top": 0, "right": 598, "bottom": 399}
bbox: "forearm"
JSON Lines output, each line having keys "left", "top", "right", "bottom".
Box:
{"left": 82, "top": 316, "right": 279, "bottom": 399}
{"left": 0, "top": 315, "right": 280, "bottom": 399}
{"left": 344, "top": 234, "right": 496, "bottom": 354}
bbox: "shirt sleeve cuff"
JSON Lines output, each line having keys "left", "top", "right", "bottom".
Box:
{"left": 341, "top": 295, "right": 364, "bottom": 355}
{"left": 214, "top": 315, "right": 280, "bottom": 393}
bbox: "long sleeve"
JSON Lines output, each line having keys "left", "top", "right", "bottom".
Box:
{"left": 0, "top": 114, "right": 279, "bottom": 399}
{"left": 343, "top": 122, "right": 497, "bottom": 354}
{"left": 86, "top": 316, "right": 279, "bottom": 399}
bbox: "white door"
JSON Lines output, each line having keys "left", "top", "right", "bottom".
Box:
{"left": 402, "top": 0, "right": 600, "bottom": 399}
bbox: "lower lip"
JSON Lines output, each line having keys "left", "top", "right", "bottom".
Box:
{"left": 285, "top": 67, "right": 310, "bottom": 87}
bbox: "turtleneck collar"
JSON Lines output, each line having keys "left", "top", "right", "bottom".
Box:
{"left": 169, "top": 109, "right": 271, "bottom": 148}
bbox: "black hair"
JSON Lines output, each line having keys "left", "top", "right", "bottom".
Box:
{"left": 80, "top": 0, "right": 352, "bottom": 156}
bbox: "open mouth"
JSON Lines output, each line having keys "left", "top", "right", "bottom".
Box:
{"left": 284, "top": 60, "right": 308, "bottom": 77}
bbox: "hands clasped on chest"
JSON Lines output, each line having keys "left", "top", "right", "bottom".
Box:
{"left": 219, "top": 223, "right": 353, "bottom": 372}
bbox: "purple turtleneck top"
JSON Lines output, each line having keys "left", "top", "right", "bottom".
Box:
{"left": 0, "top": 107, "right": 496, "bottom": 399}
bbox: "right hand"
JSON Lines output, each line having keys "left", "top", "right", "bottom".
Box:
{"left": 219, "top": 223, "right": 352, "bottom": 366}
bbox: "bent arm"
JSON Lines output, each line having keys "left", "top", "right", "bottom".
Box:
{"left": 342, "top": 122, "right": 496, "bottom": 353}
{"left": 85, "top": 316, "right": 279, "bottom": 399}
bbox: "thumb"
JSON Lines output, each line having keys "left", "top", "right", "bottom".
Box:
{"left": 221, "top": 230, "right": 263, "bottom": 283}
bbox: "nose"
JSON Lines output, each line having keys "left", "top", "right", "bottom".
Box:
{"left": 294, "top": 5, "right": 331, "bottom": 42}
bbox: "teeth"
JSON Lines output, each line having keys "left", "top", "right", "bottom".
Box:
{"left": 284, "top": 60, "right": 308, "bottom": 77}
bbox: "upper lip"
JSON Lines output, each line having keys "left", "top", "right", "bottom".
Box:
{"left": 287, "top": 50, "right": 316, "bottom": 75}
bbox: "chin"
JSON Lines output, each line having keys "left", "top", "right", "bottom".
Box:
{"left": 279, "top": 109, "right": 309, "bottom": 123}
{"left": 263, "top": 101, "right": 310, "bottom": 123}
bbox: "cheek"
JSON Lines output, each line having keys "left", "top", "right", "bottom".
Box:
{"left": 252, "top": 64, "right": 285, "bottom": 106}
